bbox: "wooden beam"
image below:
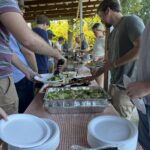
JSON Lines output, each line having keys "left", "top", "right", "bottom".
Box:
{"left": 25, "top": 0, "right": 79, "bottom": 5}
{"left": 23, "top": 0, "right": 101, "bottom": 21}
{"left": 26, "top": 14, "right": 96, "bottom": 22}
{"left": 24, "top": 12, "right": 96, "bottom": 21}
{"left": 24, "top": 7, "right": 97, "bottom": 17}
{"left": 24, "top": 11, "right": 96, "bottom": 20}
{"left": 25, "top": 5, "right": 97, "bottom": 13}
{"left": 25, "top": 11, "right": 95, "bottom": 18}
{"left": 25, "top": 1, "right": 100, "bottom": 12}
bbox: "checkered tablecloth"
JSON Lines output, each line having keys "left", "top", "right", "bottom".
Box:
{"left": 50, "top": 110, "right": 143, "bottom": 150}
{"left": 25, "top": 94, "right": 143, "bottom": 150}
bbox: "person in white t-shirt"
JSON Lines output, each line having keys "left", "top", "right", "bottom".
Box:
{"left": 92, "top": 23, "right": 105, "bottom": 61}
{"left": 47, "top": 30, "right": 55, "bottom": 47}
{"left": 91, "top": 23, "right": 105, "bottom": 87}
{"left": 54, "top": 37, "right": 64, "bottom": 53}
{"left": 47, "top": 30, "right": 55, "bottom": 72}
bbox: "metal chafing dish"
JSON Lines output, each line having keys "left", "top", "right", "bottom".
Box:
{"left": 43, "top": 86, "right": 111, "bottom": 114}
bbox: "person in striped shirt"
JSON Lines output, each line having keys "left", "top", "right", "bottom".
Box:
{"left": 0, "top": 0, "right": 65, "bottom": 113}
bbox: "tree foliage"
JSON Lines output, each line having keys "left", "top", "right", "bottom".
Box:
{"left": 48, "top": 20, "right": 68, "bottom": 42}
{"left": 48, "top": 16, "right": 101, "bottom": 47}
{"left": 121, "top": 0, "right": 150, "bottom": 24}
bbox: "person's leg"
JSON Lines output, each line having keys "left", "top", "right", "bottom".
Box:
{"left": 15, "top": 77, "right": 34, "bottom": 113}
{"left": 138, "top": 105, "right": 150, "bottom": 150}
{"left": 95, "top": 74, "right": 104, "bottom": 88}
{"left": 110, "top": 85, "right": 137, "bottom": 120}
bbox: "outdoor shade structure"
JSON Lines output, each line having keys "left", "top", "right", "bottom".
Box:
{"left": 24, "top": 0, "right": 102, "bottom": 21}
{"left": 24, "top": 0, "right": 109, "bottom": 90}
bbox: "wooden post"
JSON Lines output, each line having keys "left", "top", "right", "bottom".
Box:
{"left": 79, "top": 0, "right": 83, "bottom": 35}
{"left": 68, "top": 19, "right": 74, "bottom": 49}
{"left": 104, "top": 28, "right": 110, "bottom": 91}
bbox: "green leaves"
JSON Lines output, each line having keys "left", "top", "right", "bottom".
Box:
{"left": 121, "top": 0, "right": 150, "bottom": 24}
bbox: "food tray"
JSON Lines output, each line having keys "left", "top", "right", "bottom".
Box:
{"left": 43, "top": 86, "right": 110, "bottom": 114}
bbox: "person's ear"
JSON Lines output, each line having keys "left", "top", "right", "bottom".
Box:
{"left": 103, "top": 31, "right": 105, "bottom": 36}
{"left": 104, "top": 8, "right": 110, "bottom": 16}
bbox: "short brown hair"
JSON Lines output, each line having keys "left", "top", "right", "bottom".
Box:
{"left": 97, "top": 0, "right": 121, "bottom": 14}
{"left": 58, "top": 37, "right": 64, "bottom": 42}
{"left": 92, "top": 23, "right": 105, "bottom": 31}
{"left": 36, "top": 15, "right": 50, "bottom": 26}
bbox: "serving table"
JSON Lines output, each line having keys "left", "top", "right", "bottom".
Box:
{"left": 25, "top": 93, "right": 142, "bottom": 150}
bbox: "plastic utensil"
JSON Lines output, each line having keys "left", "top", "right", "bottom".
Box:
{"left": 71, "top": 145, "right": 118, "bottom": 150}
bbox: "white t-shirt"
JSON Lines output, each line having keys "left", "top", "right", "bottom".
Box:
{"left": 49, "top": 40, "right": 53, "bottom": 47}
{"left": 55, "top": 42, "right": 62, "bottom": 51}
{"left": 93, "top": 37, "right": 105, "bottom": 60}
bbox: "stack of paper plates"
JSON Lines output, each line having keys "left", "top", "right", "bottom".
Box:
{"left": 0, "top": 114, "right": 50, "bottom": 148}
{"left": 8, "top": 118, "right": 60, "bottom": 150}
{"left": 87, "top": 116, "right": 138, "bottom": 150}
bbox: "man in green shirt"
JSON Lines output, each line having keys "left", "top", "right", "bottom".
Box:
{"left": 86, "top": 0, "right": 145, "bottom": 119}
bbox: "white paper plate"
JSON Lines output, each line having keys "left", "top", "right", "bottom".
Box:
{"left": 34, "top": 73, "right": 64, "bottom": 84}
{"left": 0, "top": 114, "right": 51, "bottom": 148}
{"left": 87, "top": 116, "right": 138, "bottom": 150}
{"left": 8, "top": 119, "right": 60, "bottom": 150}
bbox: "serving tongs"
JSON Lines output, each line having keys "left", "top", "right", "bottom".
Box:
{"left": 63, "top": 82, "right": 89, "bottom": 87}
{"left": 42, "top": 79, "right": 89, "bottom": 92}
{"left": 54, "top": 59, "right": 65, "bottom": 75}
{"left": 69, "top": 77, "right": 89, "bottom": 84}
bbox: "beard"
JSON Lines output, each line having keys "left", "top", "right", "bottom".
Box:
{"left": 104, "top": 23, "right": 112, "bottom": 29}
{"left": 101, "top": 20, "right": 112, "bottom": 29}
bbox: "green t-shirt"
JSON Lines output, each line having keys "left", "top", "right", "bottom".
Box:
{"left": 108, "top": 15, "right": 145, "bottom": 86}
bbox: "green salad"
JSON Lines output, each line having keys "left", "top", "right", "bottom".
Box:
{"left": 47, "top": 74, "right": 62, "bottom": 81}
{"left": 46, "top": 88, "right": 105, "bottom": 100}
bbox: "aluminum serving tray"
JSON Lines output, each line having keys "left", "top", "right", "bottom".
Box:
{"left": 43, "top": 86, "right": 111, "bottom": 114}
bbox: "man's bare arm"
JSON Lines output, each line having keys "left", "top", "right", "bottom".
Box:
{"left": 12, "top": 53, "right": 37, "bottom": 80}
{"left": 127, "top": 80, "right": 150, "bottom": 99}
{"left": 82, "top": 67, "right": 105, "bottom": 83}
{"left": 114, "top": 37, "right": 141, "bottom": 67}
{"left": 92, "top": 67, "right": 105, "bottom": 79}
{"left": 21, "top": 46, "right": 38, "bottom": 72}
{"left": 0, "top": 12, "right": 63, "bottom": 60}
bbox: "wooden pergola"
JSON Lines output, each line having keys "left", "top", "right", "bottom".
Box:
{"left": 23, "top": 0, "right": 109, "bottom": 90}
{"left": 24, "top": 0, "right": 102, "bottom": 21}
